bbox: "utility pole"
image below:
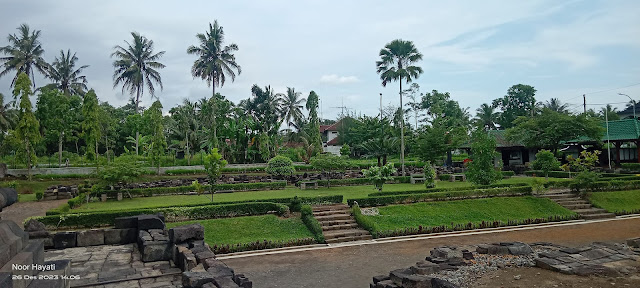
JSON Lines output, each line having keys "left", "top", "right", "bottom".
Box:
{"left": 380, "top": 93, "right": 384, "bottom": 167}
{"left": 583, "top": 94, "right": 586, "bottom": 114}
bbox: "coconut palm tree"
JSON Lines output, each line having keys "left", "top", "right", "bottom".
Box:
{"left": 376, "top": 39, "right": 423, "bottom": 176}
{"left": 544, "top": 98, "right": 569, "bottom": 114}
{"left": 0, "top": 24, "right": 49, "bottom": 89}
{"left": 112, "top": 32, "right": 165, "bottom": 155}
{"left": 187, "top": 20, "right": 242, "bottom": 145}
{"left": 600, "top": 104, "right": 620, "bottom": 121}
{"left": 280, "top": 87, "right": 306, "bottom": 130}
{"left": 0, "top": 93, "right": 16, "bottom": 132}
{"left": 474, "top": 103, "right": 499, "bottom": 130}
{"left": 48, "top": 49, "right": 89, "bottom": 96}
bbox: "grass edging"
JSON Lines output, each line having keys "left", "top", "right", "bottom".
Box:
{"left": 300, "top": 205, "right": 325, "bottom": 243}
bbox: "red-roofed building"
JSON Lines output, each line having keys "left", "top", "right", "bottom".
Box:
{"left": 321, "top": 120, "right": 342, "bottom": 155}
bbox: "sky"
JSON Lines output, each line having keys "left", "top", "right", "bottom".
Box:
{"left": 1, "top": 0, "right": 639, "bottom": 120}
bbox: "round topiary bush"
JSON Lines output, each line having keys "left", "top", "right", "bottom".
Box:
{"left": 424, "top": 162, "right": 436, "bottom": 188}
{"left": 266, "top": 155, "right": 295, "bottom": 177}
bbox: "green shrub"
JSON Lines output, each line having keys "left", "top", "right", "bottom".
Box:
{"left": 465, "top": 131, "right": 502, "bottom": 185}
{"left": 348, "top": 186, "right": 533, "bottom": 207}
{"left": 301, "top": 205, "right": 325, "bottom": 243}
{"left": 165, "top": 169, "right": 205, "bottom": 175}
{"left": 362, "top": 163, "right": 397, "bottom": 192}
{"left": 98, "top": 159, "right": 145, "bottom": 186}
{"left": 424, "top": 162, "right": 436, "bottom": 188}
{"left": 266, "top": 155, "right": 295, "bottom": 177}
{"left": 438, "top": 174, "right": 451, "bottom": 181}
{"left": 96, "top": 181, "right": 287, "bottom": 197}
{"left": 67, "top": 193, "right": 86, "bottom": 208}
{"left": 531, "top": 150, "right": 561, "bottom": 178}
{"left": 35, "top": 190, "right": 44, "bottom": 201}
{"left": 340, "top": 144, "right": 351, "bottom": 157}
{"left": 33, "top": 174, "right": 89, "bottom": 180}
{"left": 502, "top": 171, "right": 515, "bottom": 178}
{"left": 621, "top": 163, "right": 640, "bottom": 171}
{"left": 571, "top": 171, "right": 601, "bottom": 193}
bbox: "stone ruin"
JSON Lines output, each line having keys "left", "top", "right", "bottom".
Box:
{"left": 1, "top": 188, "right": 71, "bottom": 288}
{"left": 43, "top": 185, "right": 79, "bottom": 201}
{"left": 371, "top": 241, "right": 640, "bottom": 288}
{"left": 25, "top": 211, "right": 251, "bottom": 287}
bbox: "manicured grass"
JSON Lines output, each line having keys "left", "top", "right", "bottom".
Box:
{"left": 166, "top": 215, "right": 314, "bottom": 246}
{"left": 68, "top": 178, "right": 568, "bottom": 213}
{"left": 362, "top": 196, "right": 576, "bottom": 232}
{"left": 588, "top": 190, "right": 640, "bottom": 214}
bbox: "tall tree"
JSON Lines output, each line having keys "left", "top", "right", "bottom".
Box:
{"left": 12, "top": 73, "right": 40, "bottom": 179}
{"left": 47, "top": 49, "right": 89, "bottom": 95}
{"left": 305, "top": 91, "right": 322, "bottom": 155}
{"left": 376, "top": 39, "right": 423, "bottom": 176}
{"left": 35, "top": 88, "right": 75, "bottom": 167}
{"left": 145, "top": 100, "right": 166, "bottom": 174}
{"left": 187, "top": 20, "right": 242, "bottom": 146}
{"left": 403, "top": 83, "right": 423, "bottom": 130}
{"left": 474, "top": 103, "right": 499, "bottom": 130}
{"left": 507, "top": 109, "right": 603, "bottom": 154}
{"left": 0, "top": 24, "right": 49, "bottom": 88}
{"left": 280, "top": 87, "right": 306, "bottom": 130}
{"left": 112, "top": 32, "right": 165, "bottom": 155}
{"left": 543, "top": 98, "right": 569, "bottom": 114}
{"left": 492, "top": 84, "right": 537, "bottom": 129}
{"left": 599, "top": 104, "right": 620, "bottom": 121}
{"left": 82, "top": 89, "right": 101, "bottom": 163}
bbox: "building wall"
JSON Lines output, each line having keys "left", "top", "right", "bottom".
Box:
{"left": 323, "top": 145, "right": 341, "bottom": 155}
{"left": 327, "top": 131, "right": 339, "bottom": 143}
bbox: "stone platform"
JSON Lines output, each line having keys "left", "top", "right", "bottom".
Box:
{"left": 45, "top": 244, "right": 182, "bottom": 288}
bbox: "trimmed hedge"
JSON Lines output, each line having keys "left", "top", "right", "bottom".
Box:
{"left": 211, "top": 238, "right": 316, "bottom": 254}
{"left": 33, "top": 174, "right": 91, "bottom": 179}
{"left": 570, "top": 179, "right": 640, "bottom": 193}
{"left": 525, "top": 170, "right": 625, "bottom": 178}
{"left": 367, "top": 183, "right": 530, "bottom": 197}
{"left": 347, "top": 186, "right": 533, "bottom": 207}
{"left": 311, "top": 176, "right": 410, "bottom": 187}
{"left": 352, "top": 205, "right": 378, "bottom": 238}
{"left": 301, "top": 205, "right": 325, "bottom": 243}
{"left": 438, "top": 174, "right": 451, "bottom": 181}
{"left": 33, "top": 202, "right": 290, "bottom": 229}
{"left": 165, "top": 169, "right": 206, "bottom": 175}
{"left": 621, "top": 163, "right": 640, "bottom": 171}
{"left": 502, "top": 171, "right": 515, "bottom": 177}
{"left": 47, "top": 195, "right": 344, "bottom": 216}
{"left": 67, "top": 193, "right": 86, "bottom": 208}
{"left": 97, "top": 181, "right": 287, "bottom": 197}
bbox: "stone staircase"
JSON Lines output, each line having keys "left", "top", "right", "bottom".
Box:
{"left": 540, "top": 191, "right": 616, "bottom": 220}
{"left": 312, "top": 204, "right": 372, "bottom": 244}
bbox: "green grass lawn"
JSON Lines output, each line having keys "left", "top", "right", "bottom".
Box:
{"left": 362, "top": 196, "right": 576, "bottom": 232}
{"left": 166, "top": 215, "right": 314, "bottom": 246}
{"left": 68, "top": 177, "right": 568, "bottom": 213}
{"left": 588, "top": 190, "right": 640, "bottom": 214}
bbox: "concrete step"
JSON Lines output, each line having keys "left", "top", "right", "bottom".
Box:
{"left": 326, "top": 234, "right": 373, "bottom": 244}
{"left": 315, "top": 214, "right": 352, "bottom": 222}
{"left": 313, "top": 204, "right": 350, "bottom": 212}
{"left": 582, "top": 213, "right": 616, "bottom": 220}
{"left": 556, "top": 200, "right": 590, "bottom": 205}
{"left": 313, "top": 209, "right": 351, "bottom": 217}
{"left": 541, "top": 194, "right": 576, "bottom": 199}
{"left": 323, "top": 229, "right": 370, "bottom": 240}
{"left": 322, "top": 223, "right": 358, "bottom": 231}
{"left": 320, "top": 219, "right": 357, "bottom": 226}
{"left": 573, "top": 208, "right": 609, "bottom": 215}
{"left": 562, "top": 203, "right": 593, "bottom": 210}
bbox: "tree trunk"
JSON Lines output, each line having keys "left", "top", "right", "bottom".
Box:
{"left": 212, "top": 74, "right": 217, "bottom": 149}
{"left": 399, "top": 77, "right": 405, "bottom": 176}
{"left": 383, "top": 154, "right": 388, "bottom": 166}
{"left": 95, "top": 138, "right": 99, "bottom": 172}
{"left": 135, "top": 86, "right": 140, "bottom": 156}
{"left": 58, "top": 132, "right": 63, "bottom": 168}
{"left": 186, "top": 131, "right": 190, "bottom": 165}
{"left": 377, "top": 156, "right": 381, "bottom": 167}
{"left": 26, "top": 141, "right": 31, "bottom": 181}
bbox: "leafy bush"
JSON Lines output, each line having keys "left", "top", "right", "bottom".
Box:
{"left": 348, "top": 186, "right": 533, "bottom": 207}
{"left": 362, "top": 163, "right": 397, "bottom": 192}
{"left": 266, "top": 155, "right": 295, "bottom": 177}
{"left": 438, "top": 174, "right": 451, "bottom": 181}
{"left": 571, "top": 171, "right": 601, "bottom": 193}
{"left": 211, "top": 238, "right": 316, "bottom": 254}
{"left": 165, "top": 169, "right": 205, "bottom": 175}
{"left": 33, "top": 174, "right": 90, "bottom": 180}
{"left": 340, "top": 144, "right": 351, "bottom": 157}
{"left": 424, "top": 162, "right": 436, "bottom": 188}
{"left": 465, "top": 131, "right": 502, "bottom": 185}
{"left": 531, "top": 177, "right": 547, "bottom": 195}
{"left": 562, "top": 150, "right": 601, "bottom": 172}
{"left": 98, "top": 158, "right": 145, "bottom": 186}
{"left": 35, "top": 190, "right": 44, "bottom": 201}
{"left": 97, "top": 181, "right": 287, "bottom": 197}
{"left": 531, "top": 150, "right": 561, "bottom": 178}
{"left": 621, "top": 163, "right": 640, "bottom": 172}
{"left": 67, "top": 193, "right": 87, "bottom": 208}
{"left": 502, "top": 171, "right": 515, "bottom": 178}
{"left": 3, "top": 181, "right": 18, "bottom": 189}
{"left": 300, "top": 205, "right": 325, "bottom": 243}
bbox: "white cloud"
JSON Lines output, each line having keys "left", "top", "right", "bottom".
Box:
{"left": 319, "top": 74, "right": 359, "bottom": 84}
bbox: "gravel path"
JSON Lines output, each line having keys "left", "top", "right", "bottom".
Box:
{"left": 222, "top": 217, "right": 640, "bottom": 288}
{"left": 0, "top": 199, "right": 67, "bottom": 227}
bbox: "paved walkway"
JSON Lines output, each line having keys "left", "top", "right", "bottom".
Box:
{"left": 0, "top": 199, "right": 67, "bottom": 227}
{"left": 45, "top": 244, "right": 181, "bottom": 288}
{"left": 222, "top": 216, "right": 640, "bottom": 288}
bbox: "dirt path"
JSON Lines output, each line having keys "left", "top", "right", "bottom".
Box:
{"left": 0, "top": 199, "right": 66, "bottom": 227}
{"left": 222, "top": 217, "right": 640, "bottom": 288}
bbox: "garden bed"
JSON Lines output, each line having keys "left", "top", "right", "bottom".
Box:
{"left": 588, "top": 190, "right": 640, "bottom": 215}
{"left": 354, "top": 196, "right": 578, "bottom": 238}
{"left": 166, "top": 215, "right": 316, "bottom": 254}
